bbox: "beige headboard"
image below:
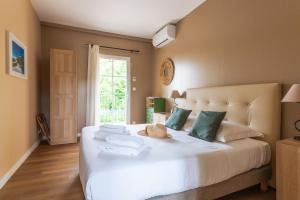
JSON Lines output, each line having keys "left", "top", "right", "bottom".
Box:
{"left": 178, "top": 83, "right": 281, "bottom": 187}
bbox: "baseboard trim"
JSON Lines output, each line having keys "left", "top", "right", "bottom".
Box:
{"left": 0, "top": 139, "right": 40, "bottom": 189}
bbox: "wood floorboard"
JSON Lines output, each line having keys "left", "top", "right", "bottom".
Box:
{"left": 0, "top": 142, "right": 84, "bottom": 200}
{"left": 0, "top": 142, "right": 276, "bottom": 200}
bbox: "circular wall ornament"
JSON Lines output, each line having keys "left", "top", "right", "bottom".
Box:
{"left": 160, "top": 58, "right": 175, "bottom": 85}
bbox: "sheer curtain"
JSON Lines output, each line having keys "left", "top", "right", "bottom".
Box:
{"left": 86, "top": 45, "right": 100, "bottom": 126}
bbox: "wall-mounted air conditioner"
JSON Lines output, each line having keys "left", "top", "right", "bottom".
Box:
{"left": 152, "top": 24, "right": 176, "bottom": 48}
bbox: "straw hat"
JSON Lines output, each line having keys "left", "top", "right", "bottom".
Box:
{"left": 138, "top": 123, "right": 170, "bottom": 138}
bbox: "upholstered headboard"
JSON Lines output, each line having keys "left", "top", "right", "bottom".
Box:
{"left": 178, "top": 83, "right": 281, "bottom": 187}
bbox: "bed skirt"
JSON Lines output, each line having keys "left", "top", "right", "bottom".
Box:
{"left": 150, "top": 165, "right": 271, "bottom": 200}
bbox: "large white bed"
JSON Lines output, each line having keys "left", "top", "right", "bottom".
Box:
{"left": 80, "top": 83, "right": 281, "bottom": 200}
{"left": 80, "top": 124, "right": 271, "bottom": 200}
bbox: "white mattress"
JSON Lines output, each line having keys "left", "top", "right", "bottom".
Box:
{"left": 80, "top": 124, "right": 271, "bottom": 200}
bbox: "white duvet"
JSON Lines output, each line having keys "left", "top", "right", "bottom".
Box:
{"left": 79, "top": 124, "right": 271, "bottom": 200}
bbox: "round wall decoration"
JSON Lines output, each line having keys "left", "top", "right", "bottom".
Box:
{"left": 160, "top": 58, "right": 175, "bottom": 85}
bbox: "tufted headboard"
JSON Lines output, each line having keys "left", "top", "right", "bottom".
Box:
{"left": 178, "top": 83, "right": 281, "bottom": 187}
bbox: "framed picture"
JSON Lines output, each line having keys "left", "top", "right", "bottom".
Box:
{"left": 7, "top": 32, "right": 27, "bottom": 79}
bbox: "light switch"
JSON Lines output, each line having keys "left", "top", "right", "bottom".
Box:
{"left": 132, "top": 76, "right": 136, "bottom": 82}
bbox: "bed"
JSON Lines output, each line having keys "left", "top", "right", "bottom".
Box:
{"left": 80, "top": 83, "right": 281, "bottom": 200}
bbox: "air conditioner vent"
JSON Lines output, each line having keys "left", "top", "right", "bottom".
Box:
{"left": 152, "top": 24, "right": 176, "bottom": 48}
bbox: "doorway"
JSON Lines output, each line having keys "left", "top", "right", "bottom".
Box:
{"left": 98, "top": 55, "right": 130, "bottom": 124}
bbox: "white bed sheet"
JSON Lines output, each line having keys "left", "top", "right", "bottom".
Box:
{"left": 80, "top": 124, "right": 271, "bottom": 200}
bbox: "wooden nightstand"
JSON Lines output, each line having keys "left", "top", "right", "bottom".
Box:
{"left": 276, "top": 138, "right": 300, "bottom": 200}
{"left": 153, "top": 112, "right": 170, "bottom": 124}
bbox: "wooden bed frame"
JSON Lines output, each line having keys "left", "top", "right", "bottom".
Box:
{"left": 152, "top": 83, "right": 281, "bottom": 200}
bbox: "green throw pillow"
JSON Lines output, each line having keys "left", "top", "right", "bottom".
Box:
{"left": 165, "top": 108, "right": 192, "bottom": 130}
{"left": 189, "top": 111, "right": 226, "bottom": 142}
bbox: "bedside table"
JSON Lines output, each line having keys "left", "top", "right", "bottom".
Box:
{"left": 153, "top": 112, "right": 170, "bottom": 124}
{"left": 276, "top": 138, "right": 300, "bottom": 200}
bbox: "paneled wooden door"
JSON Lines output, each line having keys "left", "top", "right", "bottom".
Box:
{"left": 50, "top": 49, "right": 77, "bottom": 145}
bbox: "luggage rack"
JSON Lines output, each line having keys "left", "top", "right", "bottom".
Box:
{"left": 36, "top": 113, "right": 51, "bottom": 144}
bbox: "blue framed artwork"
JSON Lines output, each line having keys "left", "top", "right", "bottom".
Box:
{"left": 7, "top": 32, "right": 27, "bottom": 79}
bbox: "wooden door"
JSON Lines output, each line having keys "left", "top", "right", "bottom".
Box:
{"left": 50, "top": 49, "right": 77, "bottom": 145}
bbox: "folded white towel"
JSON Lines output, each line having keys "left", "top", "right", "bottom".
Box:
{"left": 94, "top": 124, "right": 129, "bottom": 140}
{"left": 101, "top": 124, "right": 126, "bottom": 130}
{"left": 99, "top": 127, "right": 128, "bottom": 135}
{"left": 105, "top": 135, "right": 144, "bottom": 149}
{"left": 98, "top": 143, "right": 147, "bottom": 157}
{"left": 99, "top": 124, "right": 128, "bottom": 135}
{"left": 94, "top": 131, "right": 111, "bottom": 140}
{"left": 94, "top": 131, "right": 130, "bottom": 140}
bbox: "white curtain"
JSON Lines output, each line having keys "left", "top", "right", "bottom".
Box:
{"left": 86, "top": 45, "right": 100, "bottom": 126}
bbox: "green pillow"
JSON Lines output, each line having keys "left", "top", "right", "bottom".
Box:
{"left": 189, "top": 111, "right": 226, "bottom": 142}
{"left": 165, "top": 108, "right": 192, "bottom": 130}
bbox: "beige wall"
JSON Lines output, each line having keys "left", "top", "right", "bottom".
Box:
{"left": 0, "top": 0, "right": 41, "bottom": 178}
{"left": 153, "top": 0, "right": 300, "bottom": 139}
{"left": 40, "top": 24, "right": 153, "bottom": 132}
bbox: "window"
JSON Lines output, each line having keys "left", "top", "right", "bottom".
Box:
{"left": 98, "top": 55, "right": 130, "bottom": 124}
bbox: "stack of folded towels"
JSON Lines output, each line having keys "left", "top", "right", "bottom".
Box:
{"left": 95, "top": 124, "right": 147, "bottom": 157}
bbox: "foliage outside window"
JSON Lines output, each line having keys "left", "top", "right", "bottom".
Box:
{"left": 99, "top": 58, "right": 127, "bottom": 123}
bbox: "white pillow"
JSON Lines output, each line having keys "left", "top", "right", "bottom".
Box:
{"left": 182, "top": 116, "right": 197, "bottom": 132}
{"left": 216, "top": 121, "right": 264, "bottom": 143}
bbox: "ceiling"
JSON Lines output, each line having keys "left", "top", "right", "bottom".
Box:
{"left": 31, "top": 0, "right": 206, "bottom": 39}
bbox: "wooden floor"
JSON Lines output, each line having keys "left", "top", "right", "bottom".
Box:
{"left": 0, "top": 142, "right": 276, "bottom": 200}
{"left": 0, "top": 142, "right": 84, "bottom": 200}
